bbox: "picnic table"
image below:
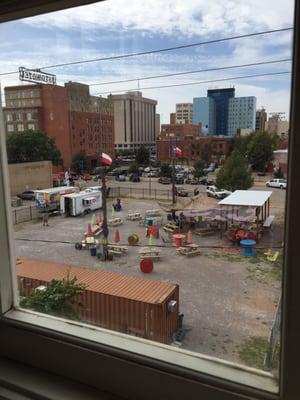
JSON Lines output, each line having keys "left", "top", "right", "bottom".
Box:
{"left": 108, "top": 217, "right": 123, "bottom": 227}
{"left": 139, "top": 247, "right": 161, "bottom": 261}
{"left": 126, "top": 212, "right": 142, "bottom": 221}
{"left": 108, "top": 244, "right": 128, "bottom": 256}
{"left": 145, "top": 209, "right": 161, "bottom": 217}
{"left": 176, "top": 244, "right": 201, "bottom": 257}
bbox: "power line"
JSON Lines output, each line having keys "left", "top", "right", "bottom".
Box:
{"left": 89, "top": 58, "right": 291, "bottom": 86}
{"left": 0, "top": 27, "right": 292, "bottom": 77}
{"left": 94, "top": 71, "right": 291, "bottom": 95}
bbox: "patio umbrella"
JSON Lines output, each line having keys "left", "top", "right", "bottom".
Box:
{"left": 187, "top": 230, "right": 193, "bottom": 244}
{"left": 148, "top": 234, "right": 153, "bottom": 246}
{"left": 114, "top": 229, "right": 120, "bottom": 243}
{"left": 111, "top": 205, "right": 115, "bottom": 217}
{"left": 91, "top": 214, "right": 96, "bottom": 225}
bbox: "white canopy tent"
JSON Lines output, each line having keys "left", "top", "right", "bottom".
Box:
{"left": 218, "top": 190, "right": 272, "bottom": 239}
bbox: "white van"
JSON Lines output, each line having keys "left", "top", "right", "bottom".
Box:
{"left": 60, "top": 191, "right": 102, "bottom": 216}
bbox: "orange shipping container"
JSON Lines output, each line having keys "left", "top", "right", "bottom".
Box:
{"left": 17, "top": 258, "right": 179, "bottom": 344}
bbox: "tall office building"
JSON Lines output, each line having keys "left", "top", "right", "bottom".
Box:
{"left": 192, "top": 97, "right": 215, "bottom": 135}
{"left": 111, "top": 91, "right": 157, "bottom": 153}
{"left": 207, "top": 88, "right": 235, "bottom": 136}
{"left": 256, "top": 108, "right": 267, "bottom": 131}
{"left": 176, "top": 103, "right": 193, "bottom": 124}
{"left": 227, "top": 97, "right": 256, "bottom": 136}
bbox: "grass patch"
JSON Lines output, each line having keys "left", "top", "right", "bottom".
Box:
{"left": 238, "top": 337, "right": 268, "bottom": 370}
{"left": 238, "top": 336, "right": 280, "bottom": 372}
{"left": 246, "top": 263, "right": 282, "bottom": 284}
{"left": 205, "top": 253, "right": 245, "bottom": 263}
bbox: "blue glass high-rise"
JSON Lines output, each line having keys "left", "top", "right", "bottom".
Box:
{"left": 207, "top": 88, "right": 235, "bottom": 136}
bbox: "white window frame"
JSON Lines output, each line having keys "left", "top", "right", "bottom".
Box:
{"left": 0, "top": 1, "right": 300, "bottom": 400}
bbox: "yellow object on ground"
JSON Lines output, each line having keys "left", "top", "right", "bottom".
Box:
{"left": 267, "top": 251, "right": 279, "bottom": 262}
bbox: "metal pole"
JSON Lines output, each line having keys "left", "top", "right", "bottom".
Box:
{"left": 100, "top": 167, "right": 109, "bottom": 261}
{"left": 149, "top": 175, "right": 151, "bottom": 197}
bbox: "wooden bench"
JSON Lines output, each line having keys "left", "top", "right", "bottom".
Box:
{"left": 107, "top": 245, "right": 128, "bottom": 256}
{"left": 263, "top": 215, "right": 275, "bottom": 228}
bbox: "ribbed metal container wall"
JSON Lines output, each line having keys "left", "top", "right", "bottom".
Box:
{"left": 17, "top": 259, "right": 179, "bottom": 344}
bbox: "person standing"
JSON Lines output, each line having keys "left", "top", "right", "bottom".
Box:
{"left": 42, "top": 212, "right": 49, "bottom": 227}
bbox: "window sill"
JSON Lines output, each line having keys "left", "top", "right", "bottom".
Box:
{"left": 0, "top": 309, "right": 279, "bottom": 399}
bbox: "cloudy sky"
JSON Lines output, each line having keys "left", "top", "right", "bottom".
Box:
{"left": 0, "top": 0, "right": 294, "bottom": 123}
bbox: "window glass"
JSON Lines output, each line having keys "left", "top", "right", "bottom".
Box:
{"left": 0, "top": 0, "right": 293, "bottom": 389}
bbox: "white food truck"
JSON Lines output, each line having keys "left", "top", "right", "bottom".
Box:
{"left": 60, "top": 190, "right": 102, "bottom": 216}
{"left": 35, "top": 186, "right": 79, "bottom": 212}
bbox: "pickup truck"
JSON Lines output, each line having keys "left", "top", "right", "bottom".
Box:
{"left": 266, "top": 178, "right": 287, "bottom": 189}
{"left": 206, "top": 186, "right": 232, "bottom": 199}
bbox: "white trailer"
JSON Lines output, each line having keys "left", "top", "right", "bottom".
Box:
{"left": 60, "top": 191, "right": 102, "bottom": 216}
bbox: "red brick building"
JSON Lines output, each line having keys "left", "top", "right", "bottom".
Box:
{"left": 4, "top": 82, "right": 114, "bottom": 169}
{"left": 157, "top": 135, "right": 232, "bottom": 164}
{"left": 160, "top": 122, "right": 201, "bottom": 139}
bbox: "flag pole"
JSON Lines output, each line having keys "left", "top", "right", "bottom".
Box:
{"left": 172, "top": 138, "right": 176, "bottom": 205}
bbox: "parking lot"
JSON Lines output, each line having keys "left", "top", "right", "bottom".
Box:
{"left": 14, "top": 187, "right": 284, "bottom": 369}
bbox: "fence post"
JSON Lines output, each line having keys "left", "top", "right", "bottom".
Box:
{"left": 15, "top": 209, "right": 17, "bottom": 224}
{"left": 142, "top": 188, "right": 144, "bottom": 199}
{"left": 30, "top": 206, "right": 32, "bottom": 220}
{"left": 130, "top": 187, "right": 132, "bottom": 198}
{"left": 154, "top": 189, "right": 157, "bottom": 200}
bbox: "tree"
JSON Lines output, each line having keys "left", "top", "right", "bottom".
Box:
{"left": 216, "top": 150, "right": 253, "bottom": 191}
{"left": 128, "top": 162, "right": 139, "bottom": 174}
{"left": 20, "top": 275, "right": 86, "bottom": 320}
{"left": 136, "top": 145, "right": 150, "bottom": 165}
{"left": 6, "top": 130, "right": 62, "bottom": 165}
{"left": 232, "top": 134, "right": 254, "bottom": 157}
{"left": 274, "top": 167, "right": 284, "bottom": 179}
{"left": 193, "top": 160, "right": 205, "bottom": 178}
{"left": 247, "top": 131, "right": 276, "bottom": 171}
{"left": 160, "top": 163, "right": 173, "bottom": 178}
{"left": 71, "top": 151, "right": 90, "bottom": 173}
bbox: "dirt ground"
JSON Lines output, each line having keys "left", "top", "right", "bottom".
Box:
{"left": 14, "top": 194, "right": 283, "bottom": 368}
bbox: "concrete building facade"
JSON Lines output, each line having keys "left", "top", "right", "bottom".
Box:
{"left": 192, "top": 97, "right": 215, "bottom": 135}
{"left": 175, "top": 103, "right": 193, "bottom": 124}
{"left": 227, "top": 97, "right": 256, "bottom": 136}
{"left": 4, "top": 83, "right": 114, "bottom": 169}
{"left": 111, "top": 91, "right": 157, "bottom": 153}
{"left": 255, "top": 108, "right": 267, "bottom": 131}
{"left": 267, "top": 114, "right": 289, "bottom": 136}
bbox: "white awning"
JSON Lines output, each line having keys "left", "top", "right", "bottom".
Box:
{"left": 218, "top": 190, "right": 272, "bottom": 207}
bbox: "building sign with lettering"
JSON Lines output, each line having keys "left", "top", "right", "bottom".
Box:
{"left": 19, "top": 67, "right": 56, "bottom": 85}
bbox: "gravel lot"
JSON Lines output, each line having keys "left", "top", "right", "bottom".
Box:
{"left": 14, "top": 188, "right": 284, "bottom": 368}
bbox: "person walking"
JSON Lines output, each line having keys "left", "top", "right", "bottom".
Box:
{"left": 42, "top": 212, "right": 49, "bottom": 227}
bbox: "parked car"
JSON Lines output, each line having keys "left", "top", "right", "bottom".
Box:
{"left": 190, "top": 177, "right": 199, "bottom": 185}
{"left": 206, "top": 186, "right": 232, "bottom": 199}
{"left": 148, "top": 170, "right": 160, "bottom": 178}
{"left": 81, "top": 173, "right": 92, "bottom": 181}
{"left": 199, "top": 176, "right": 215, "bottom": 186}
{"left": 17, "top": 190, "right": 36, "bottom": 201}
{"left": 158, "top": 177, "right": 171, "bottom": 184}
{"left": 129, "top": 174, "right": 140, "bottom": 182}
{"left": 115, "top": 175, "right": 126, "bottom": 182}
{"left": 175, "top": 186, "right": 189, "bottom": 197}
{"left": 266, "top": 178, "right": 287, "bottom": 189}
{"left": 257, "top": 171, "right": 266, "bottom": 176}
{"left": 175, "top": 176, "right": 184, "bottom": 185}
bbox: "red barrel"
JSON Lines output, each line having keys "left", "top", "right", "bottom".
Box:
{"left": 140, "top": 258, "right": 153, "bottom": 273}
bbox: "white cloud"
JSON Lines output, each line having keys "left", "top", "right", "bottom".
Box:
{"left": 22, "top": 0, "right": 294, "bottom": 38}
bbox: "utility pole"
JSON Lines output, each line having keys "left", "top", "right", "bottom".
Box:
{"left": 100, "top": 166, "right": 109, "bottom": 261}
{"left": 170, "top": 135, "right": 176, "bottom": 205}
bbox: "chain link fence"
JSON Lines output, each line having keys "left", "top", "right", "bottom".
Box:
{"left": 11, "top": 205, "right": 41, "bottom": 225}
{"left": 108, "top": 186, "right": 172, "bottom": 201}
